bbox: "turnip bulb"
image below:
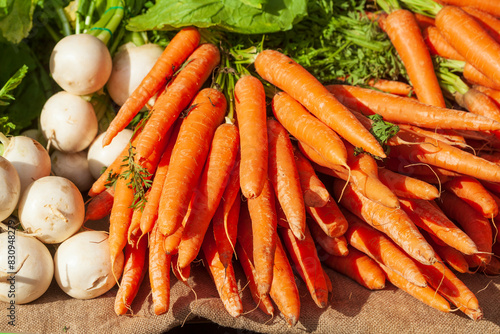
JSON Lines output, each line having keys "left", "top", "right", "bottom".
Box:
{"left": 51, "top": 150, "right": 95, "bottom": 192}
{"left": 18, "top": 176, "right": 85, "bottom": 244}
{"left": 0, "top": 156, "right": 21, "bottom": 222}
{"left": 107, "top": 43, "right": 164, "bottom": 106}
{"left": 50, "top": 34, "right": 112, "bottom": 95}
{"left": 54, "top": 231, "right": 124, "bottom": 299}
{"left": 0, "top": 233, "right": 54, "bottom": 304}
{"left": 1, "top": 135, "right": 51, "bottom": 194}
{"left": 87, "top": 129, "right": 133, "bottom": 179}
{"left": 40, "top": 91, "right": 98, "bottom": 153}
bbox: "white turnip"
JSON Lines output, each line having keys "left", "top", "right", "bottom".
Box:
{"left": 0, "top": 157, "right": 21, "bottom": 222}
{"left": 51, "top": 150, "right": 95, "bottom": 192}
{"left": 87, "top": 129, "right": 133, "bottom": 179}
{"left": 54, "top": 231, "right": 124, "bottom": 299}
{"left": 40, "top": 91, "right": 98, "bottom": 153}
{"left": 50, "top": 34, "right": 112, "bottom": 96}
{"left": 18, "top": 176, "right": 85, "bottom": 244}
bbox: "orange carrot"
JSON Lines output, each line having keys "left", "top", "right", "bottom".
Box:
{"left": 306, "top": 198, "right": 349, "bottom": 238}
{"left": 439, "top": 0, "right": 500, "bottom": 18}
{"left": 422, "top": 231, "right": 469, "bottom": 273}
{"left": 114, "top": 236, "right": 148, "bottom": 315}
{"left": 308, "top": 217, "right": 349, "bottom": 256}
{"left": 135, "top": 43, "right": 220, "bottom": 161}
{"left": 342, "top": 210, "right": 428, "bottom": 287}
{"left": 163, "top": 224, "right": 184, "bottom": 255}
{"left": 201, "top": 224, "right": 243, "bottom": 318}
{"left": 272, "top": 91, "right": 348, "bottom": 168}
{"left": 213, "top": 191, "right": 241, "bottom": 269}
{"left": 177, "top": 123, "right": 239, "bottom": 269}
{"left": 414, "top": 12, "right": 436, "bottom": 29}
{"left": 333, "top": 179, "right": 437, "bottom": 265}
{"left": 149, "top": 223, "right": 171, "bottom": 315}
{"left": 157, "top": 88, "right": 227, "bottom": 237}
{"left": 457, "top": 89, "right": 500, "bottom": 134}
{"left": 366, "top": 78, "right": 413, "bottom": 96}
{"left": 127, "top": 203, "right": 144, "bottom": 245}
{"left": 234, "top": 75, "right": 268, "bottom": 199}
{"left": 384, "top": 9, "right": 446, "bottom": 107}
{"left": 255, "top": 50, "right": 385, "bottom": 158}
{"left": 293, "top": 146, "right": 330, "bottom": 208}
{"left": 473, "top": 85, "right": 500, "bottom": 107}
{"left": 84, "top": 186, "right": 114, "bottom": 222}
{"left": 103, "top": 27, "right": 200, "bottom": 146}
{"left": 482, "top": 256, "right": 500, "bottom": 276}
{"left": 423, "top": 25, "right": 465, "bottom": 60}
{"left": 462, "top": 7, "right": 500, "bottom": 44}
{"left": 171, "top": 253, "right": 190, "bottom": 285}
{"left": 377, "top": 168, "right": 439, "bottom": 200}
{"left": 321, "top": 246, "right": 386, "bottom": 290}
{"left": 463, "top": 62, "right": 500, "bottom": 91}
{"left": 267, "top": 119, "right": 306, "bottom": 240}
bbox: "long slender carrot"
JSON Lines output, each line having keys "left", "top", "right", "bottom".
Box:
{"left": 177, "top": 123, "right": 239, "bottom": 269}
{"left": 234, "top": 75, "right": 268, "bottom": 199}
{"left": 423, "top": 25, "right": 465, "bottom": 60}
{"left": 422, "top": 230, "right": 469, "bottom": 273}
{"left": 377, "top": 168, "right": 439, "bottom": 200}
{"left": 439, "top": 0, "right": 500, "bottom": 18}
{"left": 213, "top": 191, "right": 241, "bottom": 269}
{"left": 333, "top": 179, "right": 437, "bottom": 265}
{"left": 84, "top": 186, "right": 114, "bottom": 222}
{"left": 398, "top": 198, "right": 479, "bottom": 255}
{"left": 114, "top": 236, "right": 148, "bottom": 315}
{"left": 135, "top": 43, "right": 221, "bottom": 161}
{"left": 163, "top": 223, "right": 184, "bottom": 255}
{"left": 321, "top": 246, "right": 386, "bottom": 290}
{"left": 342, "top": 210, "right": 428, "bottom": 288}
{"left": 326, "top": 85, "right": 500, "bottom": 132}
{"left": 255, "top": 50, "right": 385, "bottom": 158}
{"left": 127, "top": 203, "right": 144, "bottom": 245}
{"left": 103, "top": 27, "right": 200, "bottom": 146}
{"left": 455, "top": 89, "right": 500, "bottom": 135}
{"left": 306, "top": 197, "right": 349, "bottom": 238}
{"left": 157, "top": 88, "right": 227, "bottom": 237}
{"left": 267, "top": 119, "right": 306, "bottom": 240}
{"left": 366, "top": 78, "right": 413, "bottom": 96}
{"left": 384, "top": 9, "right": 446, "bottom": 107}
{"left": 308, "top": 217, "right": 349, "bottom": 256}
{"left": 463, "top": 62, "right": 500, "bottom": 91}
{"left": 149, "top": 223, "right": 171, "bottom": 315}
{"left": 462, "top": 6, "right": 500, "bottom": 44}
{"left": 201, "top": 224, "right": 243, "bottom": 318}
{"left": 473, "top": 85, "right": 500, "bottom": 107}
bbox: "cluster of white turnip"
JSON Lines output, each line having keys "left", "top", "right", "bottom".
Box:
{"left": 0, "top": 32, "right": 164, "bottom": 305}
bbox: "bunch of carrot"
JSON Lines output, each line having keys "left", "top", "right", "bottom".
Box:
{"left": 82, "top": 1, "right": 500, "bottom": 323}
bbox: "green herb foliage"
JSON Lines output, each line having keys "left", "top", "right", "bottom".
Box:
{"left": 0, "top": 0, "right": 37, "bottom": 44}
{"left": 368, "top": 114, "right": 399, "bottom": 154}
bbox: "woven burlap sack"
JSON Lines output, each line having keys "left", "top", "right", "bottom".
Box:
{"left": 1, "top": 258, "right": 499, "bottom": 334}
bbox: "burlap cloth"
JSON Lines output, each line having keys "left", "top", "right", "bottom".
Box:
{"left": 1, "top": 258, "right": 499, "bottom": 334}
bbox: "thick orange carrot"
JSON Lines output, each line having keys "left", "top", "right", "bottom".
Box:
{"left": 308, "top": 217, "right": 349, "bottom": 256}
{"left": 422, "top": 231, "right": 469, "bottom": 273}
{"left": 157, "top": 88, "right": 226, "bottom": 237}
{"left": 473, "top": 85, "right": 500, "bottom": 107}
{"left": 437, "top": 192, "right": 493, "bottom": 266}
{"left": 149, "top": 223, "right": 171, "bottom": 315}
{"left": 439, "top": 0, "right": 500, "bottom": 18}
{"left": 255, "top": 50, "right": 385, "bottom": 158}
{"left": 103, "top": 27, "right": 200, "bottom": 146}
{"left": 321, "top": 246, "right": 386, "bottom": 290}
{"left": 457, "top": 89, "right": 500, "bottom": 137}
{"left": 366, "top": 78, "right": 413, "bottom": 96}
{"left": 383, "top": 156, "right": 462, "bottom": 181}
{"left": 464, "top": 62, "right": 500, "bottom": 91}
{"left": 306, "top": 198, "right": 349, "bottom": 238}
{"left": 267, "top": 119, "right": 306, "bottom": 240}
{"left": 213, "top": 191, "right": 241, "bottom": 269}
{"left": 234, "top": 75, "right": 268, "bottom": 199}
{"left": 423, "top": 26, "right": 465, "bottom": 60}
{"left": 398, "top": 198, "right": 479, "bottom": 255}
{"left": 414, "top": 12, "right": 436, "bottom": 29}
{"left": 443, "top": 176, "right": 499, "bottom": 218}
{"left": 342, "top": 210, "right": 428, "bottom": 287}
{"left": 114, "top": 236, "right": 148, "bottom": 315}
{"left": 436, "top": 6, "right": 500, "bottom": 86}
{"left": 177, "top": 123, "right": 239, "bottom": 269}
{"left": 163, "top": 224, "right": 184, "bottom": 255}
{"left": 462, "top": 6, "right": 500, "bottom": 44}
{"left": 201, "top": 224, "right": 243, "bottom": 318}
{"left": 327, "top": 85, "right": 500, "bottom": 132}
{"left": 333, "top": 179, "right": 437, "bottom": 265}
{"left": 84, "top": 186, "right": 114, "bottom": 222}
{"left": 272, "top": 91, "right": 348, "bottom": 168}
{"left": 293, "top": 146, "right": 330, "bottom": 208}
{"left": 135, "top": 43, "right": 220, "bottom": 161}
{"left": 378, "top": 168, "right": 439, "bottom": 200}
{"left": 384, "top": 9, "right": 446, "bottom": 107}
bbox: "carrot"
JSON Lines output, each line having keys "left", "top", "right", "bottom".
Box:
{"left": 422, "top": 231, "right": 469, "bottom": 273}
{"left": 84, "top": 186, "right": 114, "bottom": 222}
{"left": 438, "top": 192, "right": 493, "bottom": 266}
{"left": 366, "top": 78, "right": 413, "bottom": 96}
{"left": 308, "top": 217, "right": 349, "bottom": 256}
{"left": 443, "top": 175, "right": 499, "bottom": 218}
{"left": 383, "top": 156, "right": 462, "bottom": 180}
{"left": 482, "top": 255, "right": 500, "bottom": 275}
{"left": 457, "top": 89, "right": 500, "bottom": 135}
{"left": 235, "top": 242, "right": 274, "bottom": 316}
{"left": 293, "top": 146, "right": 330, "bottom": 208}
{"left": 135, "top": 43, "right": 220, "bottom": 161}
{"left": 177, "top": 123, "right": 239, "bottom": 269}
{"left": 326, "top": 85, "right": 500, "bottom": 132}
{"left": 234, "top": 75, "right": 268, "bottom": 199}
{"left": 332, "top": 179, "right": 437, "bottom": 265}
{"left": 321, "top": 246, "right": 386, "bottom": 290}
{"left": 423, "top": 26, "right": 465, "bottom": 60}
{"left": 342, "top": 210, "right": 428, "bottom": 287}
{"left": 380, "top": 263, "right": 451, "bottom": 313}
{"left": 272, "top": 91, "right": 348, "bottom": 168}
{"left": 436, "top": 6, "right": 500, "bottom": 86}
{"left": 114, "top": 235, "right": 148, "bottom": 315}
{"left": 171, "top": 254, "right": 190, "bottom": 285}
{"left": 322, "top": 267, "right": 333, "bottom": 299}
{"left": 398, "top": 124, "right": 467, "bottom": 148}
{"left": 267, "top": 119, "right": 306, "bottom": 240}
{"left": 255, "top": 50, "right": 385, "bottom": 158}
{"left": 439, "top": 0, "right": 500, "bottom": 18}
{"left": 163, "top": 223, "right": 184, "bottom": 255}
{"left": 103, "top": 27, "right": 200, "bottom": 146}
{"left": 463, "top": 62, "right": 500, "bottom": 91}
{"left": 377, "top": 168, "right": 439, "bottom": 200}
{"left": 473, "top": 85, "right": 500, "bottom": 107}
{"left": 383, "top": 9, "right": 446, "bottom": 107}
{"left": 149, "top": 223, "right": 171, "bottom": 315}
{"left": 414, "top": 12, "right": 436, "bottom": 29}
{"left": 213, "top": 191, "right": 241, "bottom": 269}
{"left": 398, "top": 198, "right": 479, "bottom": 255}
{"left": 127, "top": 203, "right": 144, "bottom": 245}
{"left": 157, "top": 88, "right": 226, "bottom": 237}
{"left": 201, "top": 224, "right": 243, "bottom": 318}
{"left": 306, "top": 197, "right": 349, "bottom": 238}
{"left": 462, "top": 6, "right": 500, "bottom": 44}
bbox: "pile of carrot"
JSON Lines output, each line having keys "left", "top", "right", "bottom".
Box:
{"left": 84, "top": 0, "right": 500, "bottom": 324}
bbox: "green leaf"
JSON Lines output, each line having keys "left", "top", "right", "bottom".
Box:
{"left": 0, "top": 0, "right": 37, "bottom": 44}
{"left": 127, "top": 0, "right": 307, "bottom": 34}
{"left": 0, "top": 64, "right": 28, "bottom": 106}
{"left": 368, "top": 114, "right": 399, "bottom": 146}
